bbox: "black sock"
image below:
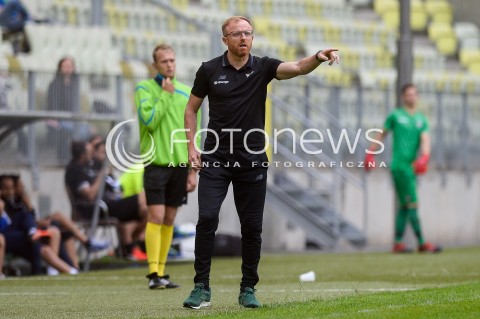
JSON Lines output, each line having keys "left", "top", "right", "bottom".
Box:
{"left": 136, "top": 240, "right": 146, "bottom": 252}
{"left": 123, "top": 243, "right": 135, "bottom": 255}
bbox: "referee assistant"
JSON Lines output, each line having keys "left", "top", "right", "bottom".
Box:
{"left": 135, "top": 44, "right": 201, "bottom": 290}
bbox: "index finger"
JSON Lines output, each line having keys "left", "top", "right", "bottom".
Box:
{"left": 324, "top": 48, "right": 339, "bottom": 53}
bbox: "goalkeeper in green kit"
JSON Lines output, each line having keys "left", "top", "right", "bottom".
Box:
{"left": 364, "top": 83, "right": 441, "bottom": 253}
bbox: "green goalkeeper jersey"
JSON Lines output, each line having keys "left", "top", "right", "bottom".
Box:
{"left": 135, "top": 77, "right": 201, "bottom": 167}
{"left": 384, "top": 107, "right": 429, "bottom": 170}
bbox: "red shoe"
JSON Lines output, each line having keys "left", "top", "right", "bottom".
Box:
{"left": 392, "top": 243, "right": 413, "bottom": 253}
{"left": 31, "top": 229, "right": 52, "bottom": 241}
{"left": 127, "top": 246, "right": 148, "bottom": 261}
{"left": 418, "top": 242, "right": 442, "bottom": 253}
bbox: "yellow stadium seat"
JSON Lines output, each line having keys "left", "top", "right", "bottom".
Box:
{"left": 381, "top": 9, "right": 398, "bottom": 29}
{"left": 410, "top": 10, "right": 428, "bottom": 32}
{"left": 305, "top": 0, "right": 322, "bottom": 18}
{"left": 428, "top": 23, "right": 454, "bottom": 42}
{"left": 374, "top": 0, "right": 398, "bottom": 16}
{"left": 264, "top": 0, "right": 273, "bottom": 15}
{"left": 425, "top": 0, "right": 452, "bottom": 17}
{"left": 459, "top": 49, "right": 480, "bottom": 67}
{"left": 252, "top": 17, "right": 270, "bottom": 35}
{"left": 65, "top": 4, "right": 78, "bottom": 25}
{"left": 237, "top": 0, "right": 247, "bottom": 15}
{"left": 431, "top": 11, "right": 453, "bottom": 24}
{"left": 436, "top": 36, "right": 457, "bottom": 56}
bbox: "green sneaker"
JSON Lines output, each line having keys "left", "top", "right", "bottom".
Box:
{"left": 183, "top": 283, "right": 211, "bottom": 309}
{"left": 239, "top": 287, "right": 261, "bottom": 308}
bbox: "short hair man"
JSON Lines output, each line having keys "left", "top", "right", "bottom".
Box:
{"left": 183, "top": 16, "right": 340, "bottom": 309}
{"left": 135, "top": 44, "right": 201, "bottom": 289}
{"left": 364, "top": 83, "right": 441, "bottom": 254}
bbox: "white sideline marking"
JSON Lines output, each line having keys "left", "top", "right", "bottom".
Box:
{"left": 218, "top": 288, "right": 418, "bottom": 293}
{"left": 0, "top": 287, "right": 418, "bottom": 297}
{"left": 7, "top": 274, "right": 239, "bottom": 281}
{"left": 0, "top": 292, "right": 70, "bottom": 296}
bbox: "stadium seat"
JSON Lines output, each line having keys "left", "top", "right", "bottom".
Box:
{"left": 349, "top": 0, "right": 371, "bottom": 8}
{"left": 381, "top": 1, "right": 427, "bottom": 32}
{"left": 425, "top": 0, "right": 453, "bottom": 21}
{"left": 459, "top": 49, "right": 480, "bottom": 67}
{"left": 22, "top": 0, "right": 53, "bottom": 21}
{"left": 431, "top": 11, "right": 453, "bottom": 24}
{"left": 374, "top": 0, "right": 398, "bottom": 16}
{"left": 428, "top": 23, "right": 455, "bottom": 42}
{"left": 410, "top": 8, "right": 428, "bottom": 32}
{"left": 454, "top": 22, "right": 480, "bottom": 40}
{"left": 454, "top": 22, "right": 480, "bottom": 50}
{"left": 460, "top": 37, "right": 480, "bottom": 50}
{"left": 436, "top": 36, "right": 458, "bottom": 56}
{"left": 414, "top": 46, "right": 446, "bottom": 70}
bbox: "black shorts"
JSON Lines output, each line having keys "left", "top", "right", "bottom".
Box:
{"left": 77, "top": 195, "right": 140, "bottom": 222}
{"left": 143, "top": 165, "right": 188, "bottom": 207}
{"left": 105, "top": 195, "right": 141, "bottom": 222}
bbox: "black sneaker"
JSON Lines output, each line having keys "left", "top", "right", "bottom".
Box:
{"left": 160, "top": 274, "right": 180, "bottom": 289}
{"left": 147, "top": 272, "right": 164, "bottom": 289}
{"left": 146, "top": 273, "right": 180, "bottom": 289}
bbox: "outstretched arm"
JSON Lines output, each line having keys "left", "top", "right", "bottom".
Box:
{"left": 276, "top": 48, "right": 340, "bottom": 80}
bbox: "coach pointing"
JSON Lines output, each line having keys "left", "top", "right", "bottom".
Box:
{"left": 183, "top": 16, "right": 340, "bottom": 309}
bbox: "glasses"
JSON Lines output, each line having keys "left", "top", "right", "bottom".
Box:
{"left": 224, "top": 30, "right": 254, "bottom": 38}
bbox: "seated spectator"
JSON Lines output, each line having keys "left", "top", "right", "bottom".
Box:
{"left": 12, "top": 174, "right": 109, "bottom": 270}
{"left": 65, "top": 141, "right": 148, "bottom": 260}
{"left": 90, "top": 140, "right": 147, "bottom": 258}
{"left": 1, "top": 175, "right": 78, "bottom": 275}
{"left": 0, "top": 188, "right": 42, "bottom": 275}
{"left": 0, "top": 0, "right": 30, "bottom": 53}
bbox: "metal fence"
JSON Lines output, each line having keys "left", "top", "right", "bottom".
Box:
{"left": 271, "top": 78, "right": 480, "bottom": 178}
{"left": 1, "top": 70, "right": 479, "bottom": 186}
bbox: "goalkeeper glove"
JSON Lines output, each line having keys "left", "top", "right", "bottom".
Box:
{"left": 413, "top": 154, "right": 430, "bottom": 175}
{"left": 364, "top": 153, "right": 376, "bottom": 171}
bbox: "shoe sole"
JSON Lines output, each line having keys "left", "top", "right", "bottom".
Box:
{"left": 183, "top": 301, "right": 211, "bottom": 309}
{"left": 240, "top": 304, "right": 260, "bottom": 308}
{"left": 149, "top": 286, "right": 166, "bottom": 289}
{"left": 418, "top": 249, "right": 442, "bottom": 253}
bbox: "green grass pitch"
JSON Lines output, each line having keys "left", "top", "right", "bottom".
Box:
{"left": 1, "top": 246, "right": 479, "bottom": 318}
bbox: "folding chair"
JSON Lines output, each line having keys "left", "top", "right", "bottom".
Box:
{"left": 65, "top": 182, "right": 122, "bottom": 272}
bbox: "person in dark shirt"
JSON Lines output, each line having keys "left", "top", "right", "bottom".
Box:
{"left": 0, "top": 0, "right": 29, "bottom": 33}
{"left": 0, "top": 0, "right": 31, "bottom": 54}
{"left": 183, "top": 16, "right": 339, "bottom": 309}
{"left": 65, "top": 141, "right": 148, "bottom": 259}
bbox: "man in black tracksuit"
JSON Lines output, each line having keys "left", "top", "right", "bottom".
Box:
{"left": 183, "top": 16, "right": 340, "bottom": 309}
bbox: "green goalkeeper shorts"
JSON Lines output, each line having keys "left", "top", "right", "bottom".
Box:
{"left": 391, "top": 168, "right": 417, "bottom": 207}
